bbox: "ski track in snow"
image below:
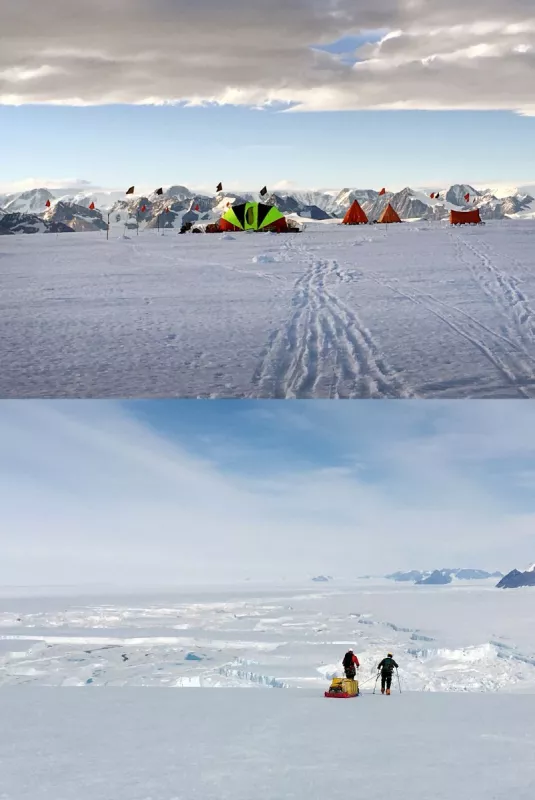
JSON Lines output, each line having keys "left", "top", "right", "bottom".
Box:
{"left": 251, "top": 241, "right": 413, "bottom": 399}
{"left": 3, "top": 221, "right": 535, "bottom": 398}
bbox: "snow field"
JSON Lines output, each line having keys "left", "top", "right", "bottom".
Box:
{"left": 2, "top": 220, "right": 535, "bottom": 397}
{"left": 1, "top": 689, "right": 535, "bottom": 800}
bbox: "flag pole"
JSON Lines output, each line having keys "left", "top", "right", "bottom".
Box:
{"left": 107, "top": 211, "right": 110, "bottom": 241}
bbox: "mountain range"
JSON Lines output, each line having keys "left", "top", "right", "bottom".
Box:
{"left": 387, "top": 569, "right": 504, "bottom": 584}
{"left": 1, "top": 183, "right": 535, "bottom": 235}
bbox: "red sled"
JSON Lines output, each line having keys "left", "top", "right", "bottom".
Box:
{"left": 324, "top": 691, "right": 357, "bottom": 698}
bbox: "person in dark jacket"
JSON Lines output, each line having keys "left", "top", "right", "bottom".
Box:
{"left": 342, "top": 649, "right": 360, "bottom": 680}
{"left": 377, "top": 653, "right": 398, "bottom": 694}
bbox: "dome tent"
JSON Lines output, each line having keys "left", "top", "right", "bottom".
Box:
{"left": 219, "top": 201, "right": 296, "bottom": 233}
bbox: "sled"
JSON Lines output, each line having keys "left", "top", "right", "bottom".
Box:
{"left": 324, "top": 677, "right": 359, "bottom": 698}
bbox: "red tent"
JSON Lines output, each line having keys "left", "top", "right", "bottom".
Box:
{"left": 378, "top": 203, "right": 402, "bottom": 224}
{"left": 450, "top": 209, "right": 482, "bottom": 225}
{"left": 342, "top": 200, "right": 368, "bottom": 225}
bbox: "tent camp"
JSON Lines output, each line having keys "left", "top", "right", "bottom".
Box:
{"left": 449, "top": 209, "right": 483, "bottom": 225}
{"left": 219, "top": 202, "right": 295, "bottom": 233}
{"left": 342, "top": 200, "right": 368, "bottom": 225}
{"left": 377, "top": 203, "right": 402, "bottom": 224}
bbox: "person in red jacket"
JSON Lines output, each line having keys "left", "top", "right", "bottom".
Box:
{"left": 342, "top": 649, "right": 360, "bottom": 679}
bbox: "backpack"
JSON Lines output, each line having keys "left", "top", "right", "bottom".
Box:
{"left": 343, "top": 652, "right": 354, "bottom": 669}
{"left": 381, "top": 656, "right": 395, "bottom": 672}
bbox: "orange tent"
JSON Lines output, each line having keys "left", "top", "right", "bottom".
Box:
{"left": 378, "top": 203, "right": 401, "bottom": 224}
{"left": 449, "top": 209, "right": 482, "bottom": 225}
{"left": 342, "top": 200, "right": 368, "bottom": 225}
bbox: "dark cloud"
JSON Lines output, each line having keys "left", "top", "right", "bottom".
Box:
{"left": 0, "top": 1, "right": 534, "bottom": 112}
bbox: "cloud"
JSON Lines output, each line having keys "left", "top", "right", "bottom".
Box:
{"left": 0, "top": 178, "right": 102, "bottom": 194}
{"left": 1, "top": 1, "right": 534, "bottom": 113}
{"left": 1, "top": 400, "right": 534, "bottom": 587}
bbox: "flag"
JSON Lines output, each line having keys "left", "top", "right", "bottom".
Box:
{"left": 436, "top": 193, "right": 440, "bottom": 200}
{"left": 379, "top": 188, "right": 386, "bottom": 196}
{"left": 216, "top": 182, "right": 223, "bottom": 192}
{"left": 45, "top": 199, "right": 51, "bottom": 208}
{"left": 126, "top": 186, "right": 135, "bottom": 195}
{"left": 155, "top": 188, "right": 163, "bottom": 196}
{"left": 260, "top": 186, "right": 268, "bottom": 197}
{"left": 194, "top": 204, "right": 200, "bottom": 211}
{"left": 430, "top": 193, "right": 435, "bottom": 199}
{"left": 464, "top": 193, "right": 470, "bottom": 202}
{"left": 141, "top": 205, "right": 147, "bottom": 213}
{"left": 89, "top": 202, "right": 95, "bottom": 210}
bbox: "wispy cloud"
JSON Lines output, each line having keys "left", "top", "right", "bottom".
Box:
{"left": 1, "top": 401, "right": 534, "bottom": 586}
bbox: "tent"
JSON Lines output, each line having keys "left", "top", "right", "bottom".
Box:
{"left": 449, "top": 209, "right": 483, "bottom": 225}
{"left": 342, "top": 200, "right": 368, "bottom": 225}
{"left": 377, "top": 203, "right": 402, "bottom": 224}
{"left": 219, "top": 202, "right": 290, "bottom": 233}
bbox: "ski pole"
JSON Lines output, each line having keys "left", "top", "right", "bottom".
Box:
{"left": 396, "top": 668, "right": 402, "bottom": 694}
{"left": 373, "top": 673, "right": 380, "bottom": 694}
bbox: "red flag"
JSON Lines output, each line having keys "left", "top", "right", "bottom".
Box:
{"left": 379, "top": 188, "right": 386, "bottom": 196}
{"left": 430, "top": 193, "right": 435, "bottom": 199}
{"left": 89, "top": 202, "right": 95, "bottom": 210}
{"left": 45, "top": 199, "right": 51, "bottom": 208}
{"left": 141, "top": 205, "right": 147, "bottom": 213}
{"left": 464, "top": 193, "right": 470, "bottom": 202}
{"left": 194, "top": 204, "right": 200, "bottom": 211}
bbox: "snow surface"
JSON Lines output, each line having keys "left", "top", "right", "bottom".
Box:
{"left": 1, "top": 581, "right": 535, "bottom": 692}
{"left": 3, "top": 220, "right": 535, "bottom": 397}
{"left": 1, "top": 689, "right": 535, "bottom": 800}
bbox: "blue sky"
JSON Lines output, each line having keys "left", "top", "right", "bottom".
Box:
{"left": 1, "top": 400, "right": 534, "bottom": 586}
{"left": 1, "top": 105, "right": 535, "bottom": 193}
{"left": 2, "top": 1, "right": 535, "bottom": 194}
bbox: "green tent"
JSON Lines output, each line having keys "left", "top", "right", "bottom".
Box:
{"left": 220, "top": 202, "right": 287, "bottom": 232}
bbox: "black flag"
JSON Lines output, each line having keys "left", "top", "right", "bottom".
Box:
{"left": 216, "top": 182, "right": 223, "bottom": 192}
{"left": 126, "top": 186, "right": 135, "bottom": 195}
{"left": 260, "top": 186, "right": 268, "bottom": 197}
{"left": 155, "top": 187, "right": 163, "bottom": 195}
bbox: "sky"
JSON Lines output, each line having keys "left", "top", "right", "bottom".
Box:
{"left": 1, "top": 0, "right": 535, "bottom": 192}
{"left": 1, "top": 400, "right": 535, "bottom": 587}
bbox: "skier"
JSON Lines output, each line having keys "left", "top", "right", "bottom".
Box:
{"left": 377, "top": 652, "right": 398, "bottom": 695}
{"left": 342, "top": 649, "right": 360, "bottom": 679}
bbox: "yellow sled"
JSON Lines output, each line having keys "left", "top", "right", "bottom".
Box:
{"left": 325, "top": 677, "right": 359, "bottom": 698}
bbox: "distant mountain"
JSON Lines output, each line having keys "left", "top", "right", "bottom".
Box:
{"left": 455, "top": 569, "right": 504, "bottom": 580}
{"left": 0, "top": 212, "right": 74, "bottom": 235}
{"left": 416, "top": 570, "right": 453, "bottom": 586}
{"left": 43, "top": 201, "right": 108, "bottom": 232}
{"left": 312, "top": 575, "right": 332, "bottom": 582}
{"left": 2, "top": 183, "right": 535, "bottom": 235}
{"left": 388, "top": 568, "right": 503, "bottom": 583}
{"left": 0, "top": 188, "right": 56, "bottom": 215}
{"left": 497, "top": 564, "right": 535, "bottom": 589}
{"left": 386, "top": 570, "right": 429, "bottom": 582}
